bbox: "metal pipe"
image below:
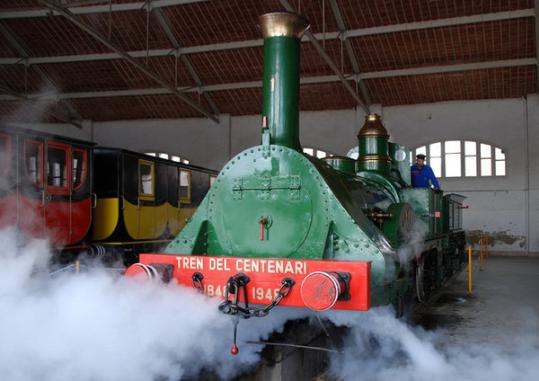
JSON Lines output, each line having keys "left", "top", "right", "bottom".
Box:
{"left": 279, "top": 0, "right": 369, "bottom": 114}
{"left": 38, "top": 0, "right": 219, "bottom": 123}
{"left": 467, "top": 245, "right": 472, "bottom": 294}
{"left": 259, "top": 12, "right": 309, "bottom": 150}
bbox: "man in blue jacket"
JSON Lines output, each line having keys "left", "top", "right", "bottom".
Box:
{"left": 411, "top": 154, "right": 440, "bottom": 189}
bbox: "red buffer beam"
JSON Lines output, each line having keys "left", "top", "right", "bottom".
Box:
{"left": 126, "top": 254, "right": 371, "bottom": 311}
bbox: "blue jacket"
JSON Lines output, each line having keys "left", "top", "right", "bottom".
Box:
{"left": 411, "top": 164, "right": 440, "bottom": 189}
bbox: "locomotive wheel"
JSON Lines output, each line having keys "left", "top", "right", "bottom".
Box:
{"left": 416, "top": 258, "right": 426, "bottom": 303}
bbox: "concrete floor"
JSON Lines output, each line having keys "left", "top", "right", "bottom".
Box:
{"left": 244, "top": 256, "right": 539, "bottom": 381}
{"left": 413, "top": 256, "right": 539, "bottom": 347}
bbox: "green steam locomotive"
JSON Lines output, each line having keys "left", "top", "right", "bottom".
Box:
{"left": 126, "top": 12, "right": 466, "bottom": 324}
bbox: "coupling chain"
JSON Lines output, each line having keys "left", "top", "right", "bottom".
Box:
{"left": 218, "top": 275, "right": 295, "bottom": 318}
{"left": 192, "top": 272, "right": 204, "bottom": 293}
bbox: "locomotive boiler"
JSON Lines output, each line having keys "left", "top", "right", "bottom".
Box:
{"left": 126, "top": 12, "right": 466, "bottom": 329}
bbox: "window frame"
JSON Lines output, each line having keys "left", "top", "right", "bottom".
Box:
{"left": 414, "top": 140, "right": 506, "bottom": 179}
{"left": 24, "top": 139, "right": 44, "bottom": 188}
{"left": 138, "top": 159, "right": 155, "bottom": 201}
{"left": 428, "top": 142, "right": 442, "bottom": 178}
{"left": 71, "top": 148, "right": 88, "bottom": 191}
{"left": 46, "top": 141, "right": 71, "bottom": 195}
{"left": 0, "top": 133, "right": 12, "bottom": 177}
{"left": 464, "top": 141, "right": 478, "bottom": 177}
{"left": 179, "top": 168, "right": 192, "bottom": 204}
{"left": 443, "top": 140, "right": 462, "bottom": 178}
{"left": 494, "top": 147, "right": 506, "bottom": 176}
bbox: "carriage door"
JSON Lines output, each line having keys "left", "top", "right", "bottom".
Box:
{"left": 45, "top": 141, "right": 71, "bottom": 246}
{"left": 21, "top": 139, "right": 46, "bottom": 238}
{"left": 138, "top": 159, "right": 156, "bottom": 239}
{"left": 0, "top": 133, "right": 16, "bottom": 229}
{"left": 70, "top": 148, "right": 91, "bottom": 244}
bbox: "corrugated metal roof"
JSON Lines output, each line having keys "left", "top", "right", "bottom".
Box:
{"left": 0, "top": 0, "right": 536, "bottom": 122}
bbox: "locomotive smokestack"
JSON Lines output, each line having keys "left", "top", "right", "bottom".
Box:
{"left": 259, "top": 12, "right": 309, "bottom": 150}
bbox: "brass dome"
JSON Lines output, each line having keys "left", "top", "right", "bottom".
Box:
{"left": 357, "top": 113, "right": 389, "bottom": 138}
{"left": 259, "top": 12, "right": 310, "bottom": 39}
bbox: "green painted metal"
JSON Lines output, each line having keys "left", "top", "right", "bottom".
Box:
{"left": 400, "top": 188, "right": 433, "bottom": 236}
{"left": 162, "top": 12, "right": 467, "bottom": 312}
{"left": 388, "top": 142, "right": 411, "bottom": 186}
{"left": 323, "top": 156, "right": 356, "bottom": 175}
{"left": 399, "top": 188, "right": 445, "bottom": 238}
{"left": 166, "top": 144, "right": 405, "bottom": 306}
{"left": 382, "top": 203, "right": 415, "bottom": 246}
{"left": 262, "top": 36, "right": 302, "bottom": 150}
{"left": 357, "top": 135, "right": 391, "bottom": 175}
{"left": 443, "top": 193, "right": 466, "bottom": 231}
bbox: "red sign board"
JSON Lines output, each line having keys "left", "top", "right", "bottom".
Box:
{"left": 135, "top": 254, "right": 371, "bottom": 311}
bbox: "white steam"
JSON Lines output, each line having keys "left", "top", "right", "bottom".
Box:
{"left": 323, "top": 307, "right": 539, "bottom": 381}
{"left": 1, "top": 84, "right": 60, "bottom": 125}
{"left": 4, "top": 225, "right": 538, "bottom": 381}
{"left": 397, "top": 219, "right": 427, "bottom": 264}
{"left": 0, "top": 228, "right": 307, "bottom": 381}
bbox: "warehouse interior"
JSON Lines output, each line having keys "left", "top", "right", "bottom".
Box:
{"left": 1, "top": 2, "right": 539, "bottom": 380}
{"left": 1, "top": 0, "right": 537, "bottom": 256}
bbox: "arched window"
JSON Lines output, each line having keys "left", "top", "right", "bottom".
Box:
{"left": 302, "top": 147, "right": 333, "bottom": 158}
{"left": 413, "top": 141, "right": 505, "bottom": 178}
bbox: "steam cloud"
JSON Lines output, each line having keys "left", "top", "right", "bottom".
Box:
{"left": 323, "top": 307, "right": 539, "bottom": 381}
{"left": 1, "top": 84, "right": 60, "bottom": 125}
{"left": 397, "top": 219, "right": 428, "bottom": 264}
{"left": 2, "top": 225, "right": 538, "bottom": 381}
{"left": 0, "top": 228, "right": 307, "bottom": 381}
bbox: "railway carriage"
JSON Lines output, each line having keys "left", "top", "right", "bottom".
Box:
{"left": 0, "top": 127, "right": 217, "bottom": 263}
{"left": 91, "top": 147, "right": 216, "bottom": 264}
{"left": 0, "top": 127, "right": 93, "bottom": 249}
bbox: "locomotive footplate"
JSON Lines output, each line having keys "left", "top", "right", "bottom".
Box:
{"left": 126, "top": 254, "right": 371, "bottom": 312}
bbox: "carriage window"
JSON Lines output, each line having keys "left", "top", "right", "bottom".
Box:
{"left": 72, "top": 149, "right": 87, "bottom": 190}
{"left": 139, "top": 160, "right": 154, "bottom": 198}
{"left": 47, "top": 146, "right": 69, "bottom": 189}
{"left": 179, "top": 169, "right": 191, "bottom": 204}
{"left": 25, "top": 140, "right": 43, "bottom": 187}
{"left": 0, "top": 134, "right": 10, "bottom": 176}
